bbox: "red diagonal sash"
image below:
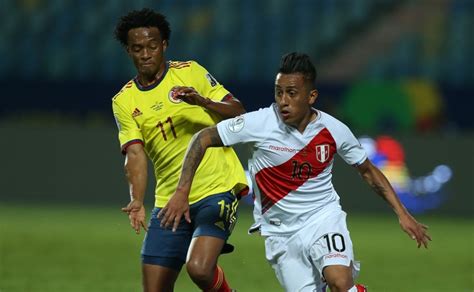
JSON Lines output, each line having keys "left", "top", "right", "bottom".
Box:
{"left": 256, "top": 128, "right": 336, "bottom": 213}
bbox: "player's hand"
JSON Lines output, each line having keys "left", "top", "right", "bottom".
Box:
{"left": 121, "top": 200, "right": 147, "bottom": 234}
{"left": 157, "top": 191, "right": 191, "bottom": 232}
{"left": 398, "top": 212, "right": 431, "bottom": 248}
{"left": 171, "top": 86, "right": 210, "bottom": 107}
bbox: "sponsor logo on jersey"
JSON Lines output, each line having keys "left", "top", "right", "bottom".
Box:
{"left": 168, "top": 89, "right": 183, "bottom": 104}
{"left": 205, "top": 73, "right": 218, "bottom": 87}
{"left": 269, "top": 145, "right": 298, "bottom": 153}
{"left": 316, "top": 144, "right": 330, "bottom": 163}
{"left": 132, "top": 108, "right": 143, "bottom": 118}
{"left": 324, "top": 253, "right": 348, "bottom": 259}
{"left": 228, "top": 116, "right": 245, "bottom": 133}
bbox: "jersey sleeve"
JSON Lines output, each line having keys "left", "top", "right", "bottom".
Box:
{"left": 190, "top": 61, "right": 232, "bottom": 101}
{"left": 112, "top": 98, "right": 143, "bottom": 154}
{"left": 217, "top": 108, "right": 269, "bottom": 146}
{"left": 333, "top": 121, "right": 367, "bottom": 166}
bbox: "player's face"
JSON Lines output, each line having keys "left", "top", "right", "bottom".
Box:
{"left": 127, "top": 27, "right": 168, "bottom": 78}
{"left": 275, "top": 73, "right": 318, "bottom": 131}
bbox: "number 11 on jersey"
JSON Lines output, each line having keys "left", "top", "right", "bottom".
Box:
{"left": 156, "top": 116, "right": 177, "bottom": 141}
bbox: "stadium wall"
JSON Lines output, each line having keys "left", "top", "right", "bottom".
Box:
{"left": 0, "top": 124, "right": 472, "bottom": 217}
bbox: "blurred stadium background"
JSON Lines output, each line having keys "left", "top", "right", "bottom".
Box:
{"left": 0, "top": 0, "right": 472, "bottom": 291}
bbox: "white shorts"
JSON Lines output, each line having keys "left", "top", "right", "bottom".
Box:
{"left": 264, "top": 208, "right": 360, "bottom": 292}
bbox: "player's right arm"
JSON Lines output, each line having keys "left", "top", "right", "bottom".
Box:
{"left": 112, "top": 92, "right": 148, "bottom": 234}
{"left": 121, "top": 143, "right": 148, "bottom": 234}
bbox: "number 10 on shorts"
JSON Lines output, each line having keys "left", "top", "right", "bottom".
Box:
{"left": 323, "top": 233, "right": 346, "bottom": 252}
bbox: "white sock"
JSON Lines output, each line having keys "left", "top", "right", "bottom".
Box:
{"left": 347, "top": 286, "right": 358, "bottom": 292}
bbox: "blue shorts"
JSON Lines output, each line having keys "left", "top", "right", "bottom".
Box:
{"left": 141, "top": 191, "right": 238, "bottom": 271}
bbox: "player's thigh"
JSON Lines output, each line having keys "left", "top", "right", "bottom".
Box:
{"left": 322, "top": 264, "right": 354, "bottom": 289}
{"left": 265, "top": 236, "right": 324, "bottom": 292}
{"left": 187, "top": 191, "right": 237, "bottom": 264}
{"left": 186, "top": 236, "right": 225, "bottom": 269}
{"left": 309, "top": 211, "right": 360, "bottom": 281}
{"left": 142, "top": 264, "right": 179, "bottom": 292}
{"left": 142, "top": 207, "right": 193, "bottom": 272}
{"left": 191, "top": 191, "right": 239, "bottom": 240}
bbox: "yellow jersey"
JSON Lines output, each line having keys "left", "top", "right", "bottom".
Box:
{"left": 112, "top": 60, "right": 248, "bottom": 207}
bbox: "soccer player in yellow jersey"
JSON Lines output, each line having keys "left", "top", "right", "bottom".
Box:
{"left": 112, "top": 9, "right": 247, "bottom": 292}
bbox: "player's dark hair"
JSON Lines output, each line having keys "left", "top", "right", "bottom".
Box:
{"left": 114, "top": 8, "right": 171, "bottom": 47}
{"left": 278, "top": 52, "right": 317, "bottom": 87}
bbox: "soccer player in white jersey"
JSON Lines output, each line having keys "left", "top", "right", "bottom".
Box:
{"left": 160, "top": 52, "right": 431, "bottom": 292}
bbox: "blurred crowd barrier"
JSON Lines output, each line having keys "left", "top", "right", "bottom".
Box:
{"left": 0, "top": 124, "right": 472, "bottom": 216}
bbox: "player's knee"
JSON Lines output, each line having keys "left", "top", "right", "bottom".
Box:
{"left": 186, "top": 260, "right": 213, "bottom": 285}
{"left": 326, "top": 277, "right": 354, "bottom": 292}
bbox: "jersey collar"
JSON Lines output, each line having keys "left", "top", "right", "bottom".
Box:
{"left": 273, "top": 103, "right": 321, "bottom": 133}
{"left": 133, "top": 61, "right": 169, "bottom": 91}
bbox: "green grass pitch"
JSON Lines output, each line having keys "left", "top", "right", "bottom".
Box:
{"left": 0, "top": 204, "right": 472, "bottom": 291}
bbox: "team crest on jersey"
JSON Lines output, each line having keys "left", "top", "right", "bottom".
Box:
{"left": 228, "top": 116, "right": 245, "bottom": 133}
{"left": 205, "top": 73, "right": 218, "bottom": 87}
{"left": 168, "top": 89, "right": 183, "bottom": 104}
{"left": 316, "top": 144, "right": 330, "bottom": 163}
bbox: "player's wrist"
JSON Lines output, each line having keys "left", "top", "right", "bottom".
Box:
{"left": 395, "top": 207, "right": 410, "bottom": 218}
{"left": 175, "top": 185, "right": 191, "bottom": 195}
{"left": 129, "top": 195, "right": 144, "bottom": 204}
{"left": 200, "top": 97, "right": 212, "bottom": 108}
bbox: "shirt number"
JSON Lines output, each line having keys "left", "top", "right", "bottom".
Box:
{"left": 156, "top": 116, "right": 177, "bottom": 141}
{"left": 291, "top": 160, "right": 312, "bottom": 180}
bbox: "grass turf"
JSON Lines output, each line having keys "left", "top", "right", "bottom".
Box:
{"left": 0, "top": 204, "right": 472, "bottom": 291}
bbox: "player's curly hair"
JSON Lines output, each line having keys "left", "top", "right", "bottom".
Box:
{"left": 114, "top": 8, "right": 171, "bottom": 47}
{"left": 279, "top": 52, "right": 317, "bottom": 87}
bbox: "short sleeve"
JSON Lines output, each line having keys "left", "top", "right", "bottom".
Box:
{"left": 217, "top": 108, "right": 270, "bottom": 146}
{"left": 335, "top": 123, "right": 367, "bottom": 166}
{"left": 112, "top": 99, "right": 143, "bottom": 153}
{"left": 190, "top": 61, "right": 232, "bottom": 102}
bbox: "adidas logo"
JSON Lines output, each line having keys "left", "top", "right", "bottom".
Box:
{"left": 132, "top": 108, "right": 142, "bottom": 118}
{"left": 214, "top": 221, "right": 225, "bottom": 231}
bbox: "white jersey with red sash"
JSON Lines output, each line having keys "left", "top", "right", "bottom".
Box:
{"left": 217, "top": 103, "right": 367, "bottom": 236}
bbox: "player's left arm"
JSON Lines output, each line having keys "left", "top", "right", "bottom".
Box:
{"left": 158, "top": 126, "right": 224, "bottom": 231}
{"left": 172, "top": 86, "right": 245, "bottom": 119}
{"left": 356, "top": 159, "right": 432, "bottom": 248}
